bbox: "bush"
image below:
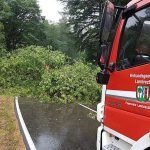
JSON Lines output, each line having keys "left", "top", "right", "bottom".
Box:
{"left": 0, "top": 46, "right": 101, "bottom": 103}
{"left": 0, "top": 46, "right": 68, "bottom": 89}
{"left": 39, "top": 61, "right": 100, "bottom": 103}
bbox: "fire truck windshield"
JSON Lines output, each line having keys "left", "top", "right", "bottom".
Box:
{"left": 117, "top": 6, "right": 150, "bottom": 70}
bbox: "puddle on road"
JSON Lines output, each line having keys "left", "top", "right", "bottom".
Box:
{"left": 19, "top": 97, "right": 99, "bottom": 150}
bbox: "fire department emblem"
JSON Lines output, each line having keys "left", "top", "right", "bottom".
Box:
{"left": 136, "top": 86, "right": 150, "bottom": 102}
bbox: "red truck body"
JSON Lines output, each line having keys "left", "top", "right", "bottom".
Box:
{"left": 97, "top": 0, "right": 150, "bottom": 149}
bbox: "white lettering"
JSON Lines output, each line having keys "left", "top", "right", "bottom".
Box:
{"left": 137, "top": 104, "right": 150, "bottom": 110}
{"left": 130, "top": 74, "right": 150, "bottom": 79}
{"left": 126, "top": 102, "right": 137, "bottom": 107}
{"left": 135, "top": 80, "right": 150, "bottom": 85}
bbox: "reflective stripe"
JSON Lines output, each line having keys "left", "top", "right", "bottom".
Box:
{"left": 106, "top": 90, "right": 136, "bottom": 99}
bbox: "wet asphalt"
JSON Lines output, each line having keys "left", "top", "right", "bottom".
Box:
{"left": 18, "top": 97, "right": 99, "bottom": 150}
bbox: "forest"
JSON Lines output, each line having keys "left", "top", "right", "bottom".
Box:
{"left": 0, "top": 0, "right": 130, "bottom": 104}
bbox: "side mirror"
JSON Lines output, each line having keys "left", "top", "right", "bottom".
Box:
{"left": 97, "top": 44, "right": 109, "bottom": 70}
{"left": 97, "top": 52, "right": 105, "bottom": 70}
{"left": 97, "top": 49, "right": 105, "bottom": 70}
{"left": 96, "top": 71, "right": 110, "bottom": 85}
{"left": 100, "top": 0, "right": 115, "bottom": 43}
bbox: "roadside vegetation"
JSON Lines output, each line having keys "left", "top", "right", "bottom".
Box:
{"left": 0, "top": 96, "right": 25, "bottom": 149}
{"left": 0, "top": 0, "right": 130, "bottom": 104}
{"left": 0, "top": 46, "right": 100, "bottom": 104}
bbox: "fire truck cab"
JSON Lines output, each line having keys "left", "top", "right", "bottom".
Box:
{"left": 97, "top": 0, "right": 150, "bottom": 150}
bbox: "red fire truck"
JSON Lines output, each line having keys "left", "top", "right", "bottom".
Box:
{"left": 96, "top": 0, "right": 150, "bottom": 149}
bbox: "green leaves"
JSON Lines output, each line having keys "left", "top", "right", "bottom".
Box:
{"left": 0, "top": 46, "right": 101, "bottom": 104}
{"left": 0, "top": 46, "right": 67, "bottom": 89}
{"left": 59, "top": 0, "right": 131, "bottom": 60}
{"left": 39, "top": 61, "right": 100, "bottom": 103}
{"left": 0, "top": 0, "right": 78, "bottom": 58}
{"left": 1, "top": 0, "right": 45, "bottom": 51}
{"left": 43, "top": 21, "right": 77, "bottom": 58}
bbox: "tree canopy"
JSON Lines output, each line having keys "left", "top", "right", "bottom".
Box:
{"left": 59, "top": 0, "right": 131, "bottom": 60}
{"left": 1, "top": 0, "right": 46, "bottom": 51}
{"left": 0, "top": 0, "right": 131, "bottom": 103}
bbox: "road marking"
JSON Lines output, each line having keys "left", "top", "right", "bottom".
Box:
{"left": 78, "top": 103, "right": 97, "bottom": 113}
{"left": 15, "top": 97, "right": 36, "bottom": 150}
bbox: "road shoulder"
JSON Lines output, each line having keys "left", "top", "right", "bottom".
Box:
{"left": 0, "top": 96, "right": 25, "bottom": 150}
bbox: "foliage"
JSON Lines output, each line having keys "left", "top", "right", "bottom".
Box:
{"left": 0, "top": 0, "right": 79, "bottom": 58}
{"left": 39, "top": 61, "right": 100, "bottom": 103}
{"left": 0, "top": 0, "right": 72, "bottom": 56}
{"left": 43, "top": 20, "right": 78, "bottom": 58}
{"left": 1, "top": 0, "right": 45, "bottom": 51}
{"left": 0, "top": 46, "right": 68, "bottom": 94}
{"left": 0, "top": 46, "right": 100, "bottom": 103}
{"left": 0, "top": 0, "right": 104, "bottom": 104}
{"left": 59, "top": 0, "right": 131, "bottom": 60}
{"left": 0, "top": 23, "right": 5, "bottom": 50}
{"left": 0, "top": 0, "right": 10, "bottom": 50}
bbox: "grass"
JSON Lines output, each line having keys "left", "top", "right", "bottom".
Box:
{"left": 0, "top": 96, "right": 25, "bottom": 150}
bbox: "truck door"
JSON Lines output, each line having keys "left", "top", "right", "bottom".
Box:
{"left": 104, "top": 5, "right": 150, "bottom": 142}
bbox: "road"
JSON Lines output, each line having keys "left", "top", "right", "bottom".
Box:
{"left": 17, "top": 97, "right": 99, "bottom": 150}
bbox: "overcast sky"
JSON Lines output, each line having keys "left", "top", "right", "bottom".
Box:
{"left": 38, "top": 0, "right": 64, "bottom": 22}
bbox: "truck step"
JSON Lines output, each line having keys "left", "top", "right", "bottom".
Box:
{"left": 103, "top": 144, "right": 121, "bottom": 150}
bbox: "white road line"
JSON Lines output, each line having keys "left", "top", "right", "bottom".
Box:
{"left": 78, "top": 103, "right": 97, "bottom": 113}
{"left": 15, "top": 97, "right": 36, "bottom": 150}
